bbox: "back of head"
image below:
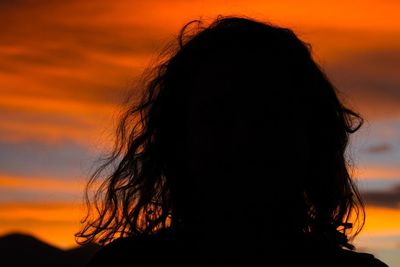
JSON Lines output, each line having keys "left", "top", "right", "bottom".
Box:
{"left": 162, "top": 18, "right": 313, "bottom": 241}
{"left": 158, "top": 16, "right": 363, "bottom": 245}
{"left": 77, "top": 16, "right": 365, "bottom": 263}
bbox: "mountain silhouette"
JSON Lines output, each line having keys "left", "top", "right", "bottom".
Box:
{"left": 0, "top": 232, "right": 100, "bottom": 267}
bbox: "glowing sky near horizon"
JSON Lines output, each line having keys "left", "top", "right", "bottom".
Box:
{"left": 0, "top": 0, "right": 399, "bottom": 265}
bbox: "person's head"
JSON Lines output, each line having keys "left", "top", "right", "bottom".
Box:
{"left": 77, "top": 16, "right": 364, "bottom": 250}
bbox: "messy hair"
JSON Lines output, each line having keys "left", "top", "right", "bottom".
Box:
{"left": 76, "top": 16, "right": 365, "bottom": 249}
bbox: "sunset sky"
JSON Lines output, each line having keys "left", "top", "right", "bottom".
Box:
{"left": 0, "top": 0, "right": 399, "bottom": 265}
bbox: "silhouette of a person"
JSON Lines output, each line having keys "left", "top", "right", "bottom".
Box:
{"left": 77, "top": 16, "right": 388, "bottom": 267}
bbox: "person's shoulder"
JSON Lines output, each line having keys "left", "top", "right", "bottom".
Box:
{"left": 337, "top": 248, "right": 388, "bottom": 267}
{"left": 86, "top": 237, "right": 139, "bottom": 267}
{"left": 86, "top": 233, "right": 171, "bottom": 267}
{"left": 299, "top": 235, "right": 388, "bottom": 267}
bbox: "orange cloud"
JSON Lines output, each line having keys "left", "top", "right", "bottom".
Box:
{"left": 1, "top": 1, "right": 400, "bottom": 259}
{"left": 1, "top": 0, "right": 400, "bottom": 145}
{"left": 0, "top": 175, "right": 85, "bottom": 193}
{"left": 354, "top": 165, "right": 400, "bottom": 181}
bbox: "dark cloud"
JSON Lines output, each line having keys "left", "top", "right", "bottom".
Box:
{"left": 0, "top": 0, "right": 168, "bottom": 57}
{"left": 364, "top": 143, "right": 392, "bottom": 154}
{"left": 2, "top": 0, "right": 399, "bottom": 111}
{"left": 0, "top": 0, "right": 170, "bottom": 107}
{"left": 361, "top": 185, "right": 400, "bottom": 209}
{"left": 325, "top": 46, "right": 400, "bottom": 118}
{"left": 0, "top": 188, "right": 80, "bottom": 202}
{"left": 0, "top": 107, "right": 97, "bottom": 128}
{"left": 0, "top": 140, "right": 98, "bottom": 180}
{"left": 0, "top": 0, "right": 37, "bottom": 7}
{"left": 0, "top": 22, "right": 163, "bottom": 104}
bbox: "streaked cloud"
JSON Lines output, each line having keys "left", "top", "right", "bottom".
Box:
{"left": 1, "top": 0, "right": 400, "bottom": 146}
{"left": 0, "top": 189, "right": 80, "bottom": 203}
{"left": 0, "top": 1, "right": 399, "bottom": 263}
{"left": 357, "top": 179, "right": 400, "bottom": 192}
{"left": 0, "top": 93, "right": 117, "bottom": 145}
{"left": 362, "top": 185, "right": 400, "bottom": 209}
{"left": 0, "top": 174, "right": 86, "bottom": 202}
{"left": 0, "top": 140, "right": 97, "bottom": 179}
{"left": 353, "top": 165, "right": 400, "bottom": 181}
{"left": 325, "top": 45, "right": 400, "bottom": 119}
{"left": 364, "top": 143, "right": 392, "bottom": 154}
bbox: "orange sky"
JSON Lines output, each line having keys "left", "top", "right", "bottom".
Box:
{"left": 1, "top": 0, "right": 400, "bottom": 146}
{"left": 0, "top": 1, "right": 399, "bottom": 264}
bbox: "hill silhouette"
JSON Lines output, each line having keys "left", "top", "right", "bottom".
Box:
{"left": 0, "top": 232, "right": 100, "bottom": 267}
